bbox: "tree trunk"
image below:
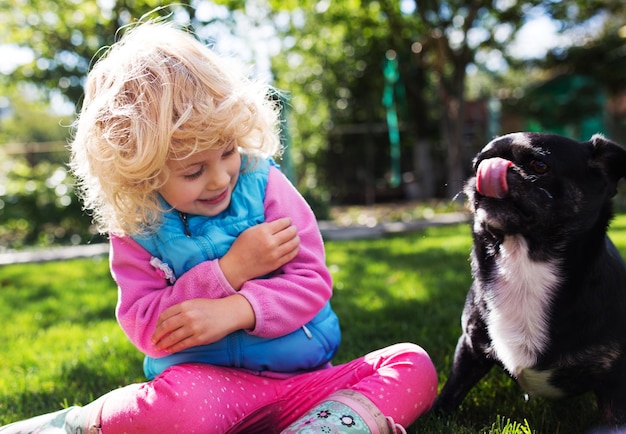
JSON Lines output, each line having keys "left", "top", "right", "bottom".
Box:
{"left": 411, "top": 139, "right": 435, "bottom": 199}
{"left": 440, "top": 52, "right": 468, "bottom": 199}
{"left": 442, "top": 95, "right": 466, "bottom": 198}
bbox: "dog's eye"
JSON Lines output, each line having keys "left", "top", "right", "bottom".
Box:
{"left": 529, "top": 160, "right": 549, "bottom": 175}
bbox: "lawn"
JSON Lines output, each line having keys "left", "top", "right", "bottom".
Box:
{"left": 2, "top": 215, "right": 626, "bottom": 432}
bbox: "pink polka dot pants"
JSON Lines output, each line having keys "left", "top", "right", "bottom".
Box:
{"left": 98, "top": 343, "right": 437, "bottom": 434}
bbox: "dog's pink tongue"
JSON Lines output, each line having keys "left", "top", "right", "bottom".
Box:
{"left": 476, "top": 157, "right": 513, "bottom": 199}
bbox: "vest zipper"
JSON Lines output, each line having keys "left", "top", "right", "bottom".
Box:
{"left": 179, "top": 212, "right": 191, "bottom": 237}
{"left": 301, "top": 325, "right": 313, "bottom": 339}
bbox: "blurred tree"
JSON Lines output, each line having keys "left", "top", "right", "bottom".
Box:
{"left": 0, "top": 1, "right": 268, "bottom": 247}
{"left": 265, "top": 0, "right": 421, "bottom": 203}
{"left": 0, "top": 0, "right": 202, "bottom": 109}
{"left": 0, "top": 88, "right": 93, "bottom": 248}
{"left": 521, "top": 7, "right": 626, "bottom": 141}
{"left": 219, "top": 0, "right": 620, "bottom": 200}
{"left": 2, "top": 0, "right": 625, "bottom": 213}
{"left": 0, "top": 90, "right": 70, "bottom": 146}
{"left": 404, "top": 0, "right": 546, "bottom": 197}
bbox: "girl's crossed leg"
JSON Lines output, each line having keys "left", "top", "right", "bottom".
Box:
{"left": 0, "top": 343, "right": 436, "bottom": 433}
{"left": 98, "top": 342, "right": 437, "bottom": 433}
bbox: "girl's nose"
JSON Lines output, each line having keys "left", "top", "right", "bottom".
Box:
{"left": 206, "top": 165, "right": 230, "bottom": 191}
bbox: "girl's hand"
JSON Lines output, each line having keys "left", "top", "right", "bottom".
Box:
{"left": 219, "top": 217, "right": 300, "bottom": 290}
{"left": 151, "top": 295, "right": 255, "bottom": 353}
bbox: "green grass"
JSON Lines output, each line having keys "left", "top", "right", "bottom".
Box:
{"left": 3, "top": 216, "right": 626, "bottom": 432}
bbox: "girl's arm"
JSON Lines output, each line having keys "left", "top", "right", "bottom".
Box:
{"left": 110, "top": 234, "right": 239, "bottom": 357}
{"left": 237, "top": 165, "right": 333, "bottom": 339}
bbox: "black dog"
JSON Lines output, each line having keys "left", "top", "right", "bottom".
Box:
{"left": 433, "top": 132, "right": 626, "bottom": 427}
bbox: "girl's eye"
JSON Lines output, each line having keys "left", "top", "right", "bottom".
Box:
{"left": 222, "top": 145, "right": 237, "bottom": 158}
{"left": 183, "top": 166, "right": 204, "bottom": 180}
{"left": 529, "top": 160, "right": 549, "bottom": 175}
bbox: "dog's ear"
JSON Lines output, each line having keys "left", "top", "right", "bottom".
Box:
{"left": 590, "top": 134, "right": 626, "bottom": 196}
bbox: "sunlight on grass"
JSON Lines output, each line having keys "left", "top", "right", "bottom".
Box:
{"left": 326, "top": 225, "right": 472, "bottom": 306}
{"left": 0, "top": 258, "right": 144, "bottom": 421}
{"left": 324, "top": 225, "right": 476, "bottom": 389}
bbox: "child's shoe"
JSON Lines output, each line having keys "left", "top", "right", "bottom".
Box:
{"left": 0, "top": 406, "right": 100, "bottom": 434}
{"left": 281, "top": 389, "right": 406, "bottom": 434}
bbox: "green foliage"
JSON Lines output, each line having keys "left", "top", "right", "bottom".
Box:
{"left": 1, "top": 0, "right": 198, "bottom": 106}
{"left": 501, "top": 6, "right": 626, "bottom": 142}
{"left": 541, "top": 25, "right": 626, "bottom": 95}
{"left": 0, "top": 92, "right": 71, "bottom": 145}
{"left": 0, "top": 83, "right": 97, "bottom": 249}
{"left": 268, "top": 1, "right": 421, "bottom": 199}
{"left": 515, "top": 74, "right": 606, "bottom": 140}
{"left": 5, "top": 217, "right": 626, "bottom": 431}
{"left": 0, "top": 153, "right": 99, "bottom": 249}
{"left": 238, "top": 0, "right": 626, "bottom": 200}
{"left": 264, "top": 0, "right": 554, "bottom": 199}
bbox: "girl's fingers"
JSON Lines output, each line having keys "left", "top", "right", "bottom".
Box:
{"left": 154, "top": 325, "right": 189, "bottom": 351}
{"left": 266, "top": 217, "right": 292, "bottom": 234}
{"left": 276, "top": 224, "right": 299, "bottom": 245}
{"left": 152, "top": 309, "right": 183, "bottom": 345}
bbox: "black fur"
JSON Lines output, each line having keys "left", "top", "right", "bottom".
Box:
{"left": 432, "top": 132, "right": 626, "bottom": 427}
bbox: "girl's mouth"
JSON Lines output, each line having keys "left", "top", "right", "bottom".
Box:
{"left": 201, "top": 189, "right": 228, "bottom": 205}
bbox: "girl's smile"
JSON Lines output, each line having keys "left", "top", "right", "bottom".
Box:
{"left": 200, "top": 188, "right": 229, "bottom": 205}
{"left": 159, "top": 145, "right": 241, "bottom": 217}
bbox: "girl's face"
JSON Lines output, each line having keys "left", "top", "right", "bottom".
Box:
{"left": 159, "top": 143, "right": 241, "bottom": 217}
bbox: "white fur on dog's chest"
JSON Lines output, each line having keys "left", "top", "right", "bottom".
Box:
{"left": 486, "top": 235, "right": 561, "bottom": 380}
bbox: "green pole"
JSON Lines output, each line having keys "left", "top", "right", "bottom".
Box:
{"left": 382, "top": 50, "right": 401, "bottom": 188}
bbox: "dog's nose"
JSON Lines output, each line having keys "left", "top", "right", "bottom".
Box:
{"left": 476, "top": 158, "right": 513, "bottom": 199}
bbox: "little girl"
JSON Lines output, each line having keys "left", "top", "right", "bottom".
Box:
{"left": 0, "top": 20, "right": 437, "bottom": 434}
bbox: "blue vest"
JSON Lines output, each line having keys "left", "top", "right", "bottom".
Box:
{"left": 133, "top": 156, "right": 340, "bottom": 379}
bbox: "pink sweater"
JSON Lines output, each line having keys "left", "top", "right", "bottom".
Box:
{"left": 110, "top": 166, "right": 333, "bottom": 358}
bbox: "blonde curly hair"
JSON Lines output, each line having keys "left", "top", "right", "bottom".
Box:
{"left": 70, "top": 21, "right": 282, "bottom": 236}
